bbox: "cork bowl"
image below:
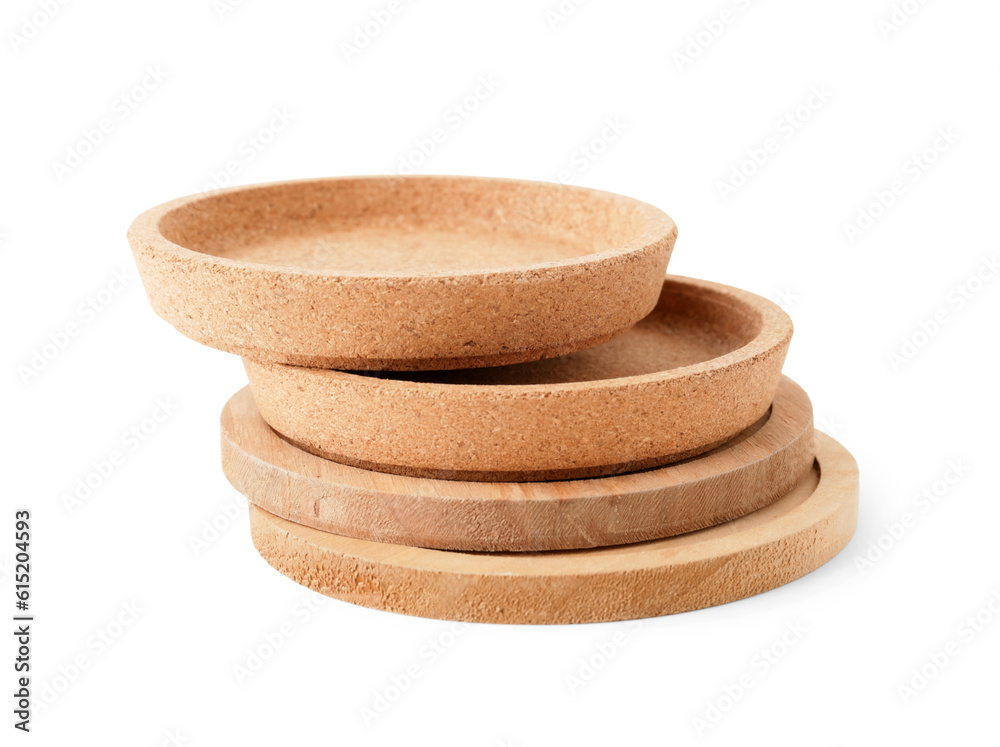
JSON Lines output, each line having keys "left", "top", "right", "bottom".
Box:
{"left": 128, "top": 176, "right": 677, "bottom": 370}
{"left": 244, "top": 275, "right": 794, "bottom": 482}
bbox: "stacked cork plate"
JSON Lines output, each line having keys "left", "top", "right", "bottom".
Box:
{"left": 130, "top": 175, "right": 859, "bottom": 625}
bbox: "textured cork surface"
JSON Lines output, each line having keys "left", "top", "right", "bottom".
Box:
{"left": 223, "top": 378, "right": 814, "bottom": 551}
{"left": 128, "top": 175, "right": 677, "bottom": 370}
{"left": 248, "top": 432, "right": 858, "bottom": 624}
{"left": 244, "top": 275, "right": 794, "bottom": 481}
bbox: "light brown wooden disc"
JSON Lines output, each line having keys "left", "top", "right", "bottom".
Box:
{"left": 223, "top": 377, "right": 814, "bottom": 551}
{"left": 243, "top": 275, "right": 794, "bottom": 482}
{"left": 128, "top": 176, "right": 676, "bottom": 370}
{"left": 248, "top": 432, "right": 858, "bottom": 624}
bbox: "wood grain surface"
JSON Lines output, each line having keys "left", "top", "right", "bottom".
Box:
{"left": 224, "top": 377, "right": 814, "bottom": 551}
{"left": 247, "top": 432, "right": 857, "bottom": 624}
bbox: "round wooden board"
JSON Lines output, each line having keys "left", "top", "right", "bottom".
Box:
{"left": 224, "top": 378, "right": 814, "bottom": 551}
{"left": 248, "top": 432, "right": 858, "bottom": 624}
{"left": 244, "top": 276, "right": 794, "bottom": 482}
{"left": 128, "top": 176, "right": 676, "bottom": 370}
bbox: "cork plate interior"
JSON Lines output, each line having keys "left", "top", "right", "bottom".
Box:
{"left": 244, "top": 275, "right": 794, "bottom": 482}
{"left": 249, "top": 432, "right": 858, "bottom": 625}
{"left": 128, "top": 176, "right": 677, "bottom": 370}
{"left": 223, "top": 377, "right": 814, "bottom": 551}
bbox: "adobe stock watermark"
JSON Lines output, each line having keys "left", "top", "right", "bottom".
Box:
{"left": 887, "top": 254, "right": 997, "bottom": 372}
{"left": 843, "top": 126, "right": 959, "bottom": 245}
{"left": 815, "top": 415, "right": 846, "bottom": 438}
{"left": 51, "top": 65, "right": 169, "bottom": 182}
{"left": 232, "top": 591, "right": 329, "bottom": 685}
{"left": 17, "top": 266, "right": 135, "bottom": 385}
{"left": 553, "top": 116, "right": 628, "bottom": 186}
{"left": 7, "top": 0, "right": 72, "bottom": 53}
{"left": 32, "top": 600, "right": 143, "bottom": 713}
{"left": 854, "top": 459, "right": 970, "bottom": 576}
{"left": 390, "top": 75, "right": 500, "bottom": 175}
{"left": 0, "top": 226, "right": 8, "bottom": 250}
{"left": 157, "top": 729, "right": 191, "bottom": 747}
{"left": 878, "top": 0, "right": 931, "bottom": 40}
{"left": 716, "top": 85, "right": 833, "bottom": 201}
{"left": 771, "top": 287, "right": 799, "bottom": 313}
{"left": 188, "top": 493, "right": 247, "bottom": 556}
{"left": 200, "top": 106, "right": 296, "bottom": 193}
{"left": 60, "top": 397, "right": 181, "bottom": 514}
{"left": 897, "top": 587, "right": 1000, "bottom": 706}
{"left": 692, "top": 620, "right": 807, "bottom": 736}
{"left": 545, "top": 0, "right": 590, "bottom": 30}
{"left": 360, "top": 622, "right": 468, "bottom": 725}
{"left": 565, "top": 620, "right": 642, "bottom": 695}
{"left": 672, "top": 0, "right": 756, "bottom": 72}
{"left": 340, "top": 0, "right": 410, "bottom": 64}
{"left": 213, "top": 0, "right": 248, "bottom": 21}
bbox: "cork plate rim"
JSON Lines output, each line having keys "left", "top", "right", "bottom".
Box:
{"left": 246, "top": 275, "right": 794, "bottom": 396}
{"left": 242, "top": 274, "right": 794, "bottom": 481}
{"left": 127, "top": 174, "right": 677, "bottom": 281}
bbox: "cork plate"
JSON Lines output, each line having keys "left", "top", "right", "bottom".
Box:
{"left": 223, "top": 377, "right": 813, "bottom": 551}
{"left": 128, "top": 176, "right": 677, "bottom": 370}
{"left": 244, "top": 276, "right": 794, "bottom": 482}
{"left": 249, "top": 432, "right": 858, "bottom": 624}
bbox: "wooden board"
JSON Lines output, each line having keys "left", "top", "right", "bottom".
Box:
{"left": 244, "top": 276, "right": 793, "bottom": 481}
{"left": 128, "top": 176, "right": 676, "bottom": 370}
{"left": 223, "top": 377, "right": 813, "bottom": 551}
{"left": 248, "top": 432, "right": 858, "bottom": 624}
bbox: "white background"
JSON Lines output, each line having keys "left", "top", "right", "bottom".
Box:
{"left": 2, "top": 0, "right": 999, "bottom": 743}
